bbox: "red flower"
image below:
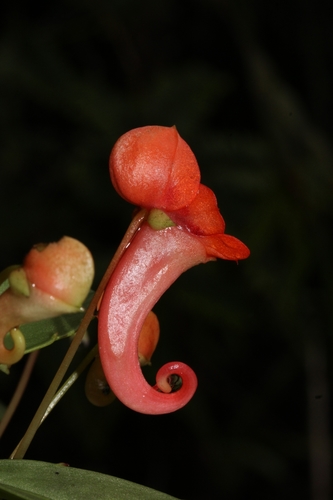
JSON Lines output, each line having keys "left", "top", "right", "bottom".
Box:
{"left": 98, "top": 126, "right": 249, "bottom": 414}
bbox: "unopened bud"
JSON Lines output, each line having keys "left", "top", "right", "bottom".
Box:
{"left": 138, "top": 310, "right": 160, "bottom": 367}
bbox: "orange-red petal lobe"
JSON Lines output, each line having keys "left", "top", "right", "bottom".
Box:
{"left": 109, "top": 126, "right": 200, "bottom": 211}
{"left": 166, "top": 184, "right": 225, "bottom": 235}
{"left": 199, "top": 233, "right": 250, "bottom": 260}
{"left": 165, "top": 183, "right": 250, "bottom": 261}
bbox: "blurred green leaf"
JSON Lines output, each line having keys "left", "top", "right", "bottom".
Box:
{"left": 0, "top": 460, "right": 179, "bottom": 500}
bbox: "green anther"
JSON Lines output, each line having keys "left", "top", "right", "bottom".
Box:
{"left": 147, "top": 209, "right": 176, "bottom": 230}
{"left": 8, "top": 268, "right": 30, "bottom": 297}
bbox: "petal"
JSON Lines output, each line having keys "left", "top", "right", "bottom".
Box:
{"left": 166, "top": 184, "right": 225, "bottom": 235}
{"left": 109, "top": 126, "right": 200, "bottom": 211}
{"left": 199, "top": 233, "right": 250, "bottom": 260}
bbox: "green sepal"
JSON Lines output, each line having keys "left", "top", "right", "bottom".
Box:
{"left": 0, "top": 266, "right": 19, "bottom": 294}
{"left": 147, "top": 209, "right": 176, "bottom": 230}
{"left": 8, "top": 268, "right": 30, "bottom": 297}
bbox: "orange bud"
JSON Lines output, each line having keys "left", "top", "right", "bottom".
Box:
{"left": 138, "top": 310, "right": 160, "bottom": 366}
{"left": 24, "top": 236, "right": 94, "bottom": 308}
{"left": 0, "top": 236, "right": 94, "bottom": 366}
{"left": 85, "top": 356, "right": 116, "bottom": 407}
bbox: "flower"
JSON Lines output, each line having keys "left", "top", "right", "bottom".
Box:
{"left": 98, "top": 126, "right": 249, "bottom": 414}
{"left": 0, "top": 236, "right": 94, "bottom": 366}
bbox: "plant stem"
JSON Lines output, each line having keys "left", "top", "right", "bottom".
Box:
{"left": 10, "top": 208, "right": 147, "bottom": 459}
{"left": 0, "top": 351, "right": 39, "bottom": 439}
{"left": 40, "top": 344, "right": 98, "bottom": 424}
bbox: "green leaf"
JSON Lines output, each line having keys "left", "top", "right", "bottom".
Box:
{"left": 0, "top": 460, "right": 179, "bottom": 500}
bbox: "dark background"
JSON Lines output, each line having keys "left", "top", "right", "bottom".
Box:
{"left": 1, "top": 1, "right": 332, "bottom": 499}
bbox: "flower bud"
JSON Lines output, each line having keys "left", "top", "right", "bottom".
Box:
{"left": 138, "top": 310, "right": 160, "bottom": 366}
{"left": 23, "top": 236, "right": 94, "bottom": 308}
{"left": 0, "top": 236, "right": 94, "bottom": 366}
{"left": 85, "top": 356, "right": 116, "bottom": 407}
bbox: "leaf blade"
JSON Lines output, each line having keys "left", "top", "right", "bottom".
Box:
{"left": 0, "top": 460, "right": 180, "bottom": 500}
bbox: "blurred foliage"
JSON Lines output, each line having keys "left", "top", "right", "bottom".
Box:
{"left": 0, "top": 1, "right": 332, "bottom": 499}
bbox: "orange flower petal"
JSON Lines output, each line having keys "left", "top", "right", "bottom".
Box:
{"left": 110, "top": 126, "right": 200, "bottom": 211}
{"left": 199, "top": 234, "right": 250, "bottom": 260}
{"left": 167, "top": 184, "right": 225, "bottom": 235}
